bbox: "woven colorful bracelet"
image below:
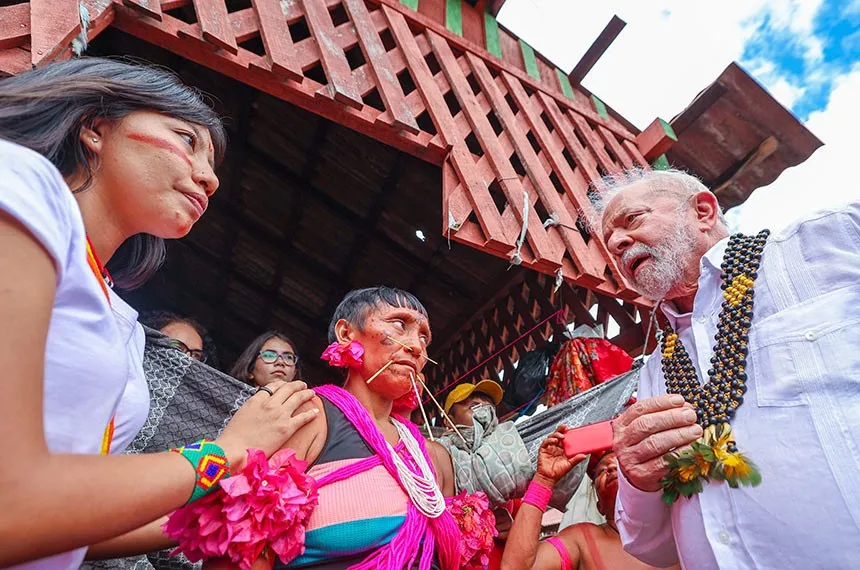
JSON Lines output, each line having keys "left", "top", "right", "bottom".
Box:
{"left": 171, "top": 439, "right": 230, "bottom": 504}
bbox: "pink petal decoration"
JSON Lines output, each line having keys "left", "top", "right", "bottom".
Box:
{"left": 446, "top": 491, "right": 497, "bottom": 569}
{"left": 164, "top": 448, "right": 319, "bottom": 570}
{"left": 320, "top": 341, "right": 365, "bottom": 368}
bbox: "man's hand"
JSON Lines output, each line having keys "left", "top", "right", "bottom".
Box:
{"left": 534, "top": 425, "right": 587, "bottom": 487}
{"left": 612, "top": 395, "right": 703, "bottom": 492}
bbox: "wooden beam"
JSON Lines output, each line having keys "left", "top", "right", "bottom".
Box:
{"left": 122, "top": 0, "right": 163, "bottom": 21}
{"left": 190, "top": 0, "right": 238, "bottom": 53}
{"left": 486, "top": 0, "right": 508, "bottom": 17}
{"left": 342, "top": 0, "right": 420, "bottom": 133}
{"left": 568, "top": 15, "right": 625, "bottom": 85}
{"left": 670, "top": 81, "right": 727, "bottom": 135}
{"left": 250, "top": 0, "right": 304, "bottom": 81}
{"left": 30, "top": 0, "right": 81, "bottom": 66}
{"left": 711, "top": 135, "right": 779, "bottom": 202}
{"left": 0, "top": 4, "right": 30, "bottom": 49}
{"left": 636, "top": 117, "right": 678, "bottom": 161}
{"left": 300, "top": 0, "right": 363, "bottom": 108}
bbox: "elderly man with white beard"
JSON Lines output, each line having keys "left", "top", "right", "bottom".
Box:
{"left": 594, "top": 168, "right": 860, "bottom": 569}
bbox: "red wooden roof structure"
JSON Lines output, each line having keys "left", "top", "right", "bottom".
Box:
{"left": 0, "top": 0, "right": 821, "bottom": 391}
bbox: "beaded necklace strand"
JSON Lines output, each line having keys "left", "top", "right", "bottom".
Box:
{"left": 658, "top": 230, "right": 769, "bottom": 504}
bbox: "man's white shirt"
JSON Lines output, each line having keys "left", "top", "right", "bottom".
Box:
{"left": 615, "top": 202, "right": 860, "bottom": 569}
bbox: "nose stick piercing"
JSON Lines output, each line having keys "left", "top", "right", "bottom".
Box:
{"left": 385, "top": 335, "right": 438, "bottom": 365}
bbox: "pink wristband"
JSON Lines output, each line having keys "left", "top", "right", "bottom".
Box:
{"left": 522, "top": 480, "right": 553, "bottom": 512}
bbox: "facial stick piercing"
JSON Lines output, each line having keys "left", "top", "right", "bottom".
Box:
{"left": 415, "top": 374, "right": 466, "bottom": 445}
{"left": 385, "top": 335, "right": 439, "bottom": 365}
{"left": 409, "top": 372, "right": 434, "bottom": 441}
{"left": 366, "top": 359, "right": 394, "bottom": 384}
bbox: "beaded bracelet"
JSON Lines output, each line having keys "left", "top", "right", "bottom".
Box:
{"left": 171, "top": 439, "right": 230, "bottom": 504}
{"left": 522, "top": 480, "right": 553, "bottom": 512}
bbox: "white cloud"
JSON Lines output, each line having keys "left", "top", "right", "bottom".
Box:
{"left": 727, "top": 64, "right": 860, "bottom": 232}
{"left": 498, "top": 0, "right": 825, "bottom": 128}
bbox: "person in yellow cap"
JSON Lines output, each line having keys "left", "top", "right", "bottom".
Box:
{"left": 443, "top": 379, "right": 504, "bottom": 427}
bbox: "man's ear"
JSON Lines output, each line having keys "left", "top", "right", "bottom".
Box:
{"left": 333, "top": 319, "right": 355, "bottom": 344}
{"left": 692, "top": 190, "right": 723, "bottom": 231}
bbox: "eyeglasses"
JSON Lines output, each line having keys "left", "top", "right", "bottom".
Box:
{"left": 258, "top": 350, "right": 298, "bottom": 366}
{"left": 168, "top": 339, "right": 205, "bottom": 362}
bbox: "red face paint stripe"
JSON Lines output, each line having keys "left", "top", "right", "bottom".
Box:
{"left": 127, "top": 133, "right": 193, "bottom": 169}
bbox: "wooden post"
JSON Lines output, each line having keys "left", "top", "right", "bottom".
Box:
{"left": 635, "top": 117, "right": 678, "bottom": 161}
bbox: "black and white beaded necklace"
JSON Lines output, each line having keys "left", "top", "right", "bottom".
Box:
{"left": 657, "top": 230, "right": 769, "bottom": 504}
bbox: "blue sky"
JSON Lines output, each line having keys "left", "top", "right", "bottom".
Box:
{"left": 499, "top": 0, "right": 859, "bottom": 232}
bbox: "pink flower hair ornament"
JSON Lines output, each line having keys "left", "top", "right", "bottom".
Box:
{"left": 446, "top": 491, "right": 498, "bottom": 569}
{"left": 163, "top": 449, "right": 319, "bottom": 570}
{"left": 320, "top": 340, "right": 365, "bottom": 368}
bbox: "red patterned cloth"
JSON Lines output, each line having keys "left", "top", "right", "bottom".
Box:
{"left": 545, "top": 338, "right": 633, "bottom": 408}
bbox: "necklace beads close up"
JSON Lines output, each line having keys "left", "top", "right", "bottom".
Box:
{"left": 657, "top": 230, "right": 770, "bottom": 504}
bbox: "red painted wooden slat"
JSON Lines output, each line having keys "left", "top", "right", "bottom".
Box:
{"left": 123, "top": 0, "right": 163, "bottom": 20}
{"left": 250, "top": 0, "right": 303, "bottom": 80}
{"left": 191, "top": 0, "right": 238, "bottom": 54}
{"left": 300, "top": 0, "right": 363, "bottom": 109}
{"left": 468, "top": 53, "right": 602, "bottom": 283}
{"left": 427, "top": 29, "right": 563, "bottom": 270}
{"left": 537, "top": 92, "right": 602, "bottom": 185}
{"left": 342, "top": 0, "right": 418, "bottom": 134}
{"left": 597, "top": 125, "right": 635, "bottom": 170}
{"left": 622, "top": 139, "right": 650, "bottom": 168}
{"left": 0, "top": 4, "right": 30, "bottom": 49}
{"left": 111, "top": 6, "right": 446, "bottom": 164}
{"left": 0, "top": 46, "right": 30, "bottom": 76}
{"left": 494, "top": 67, "right": 625, "bottom": 287}
{"left": 30, "top": 0, "right": 80, "bottom": 67}
{"left": 567, "top": 111, "right": 620, "bottom": 175}
{"left": 383, "top": 5, "right": 508, "bottom": 250}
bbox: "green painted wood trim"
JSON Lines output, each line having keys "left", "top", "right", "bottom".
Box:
{"left": 659, "top": 117, "right": 678, "bottom": 141}
{"left": 400, "top": 0, "right": 418, "bottom": 10}
{"left": 445, "top": 0, "right": 462, "bottom": 36}
{"left": 520, "top": 39, "right": 540, "bottom": 80}
{"left": 651, "top": 154, "right": 670, "bottom": 170}
{"left": 556, "top": 68, "right": 574, "bottom": 99}
{"left": 591, "top": 94, "right": 609, "bottom": 119}
{"left": 484, "top": 12, "right": 502, "bottom": 58}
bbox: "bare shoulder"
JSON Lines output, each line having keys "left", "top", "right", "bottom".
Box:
{"left": 426, "top": 440, "right": 455, "bottom": 496}
{"left": 282, "top": 395, "right": 327, "bottom": 465}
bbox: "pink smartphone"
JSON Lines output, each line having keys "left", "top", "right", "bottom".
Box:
{"left": 562, "top": 420, "right": 614, "bottom": 458}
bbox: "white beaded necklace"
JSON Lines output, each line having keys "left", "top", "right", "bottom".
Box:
{"left": 388, "top": 418, "right": 446, "bottom": 518}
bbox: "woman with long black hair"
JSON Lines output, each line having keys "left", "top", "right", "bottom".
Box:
{"left": 0, "top": 58, "right": 317, "bottom": 569}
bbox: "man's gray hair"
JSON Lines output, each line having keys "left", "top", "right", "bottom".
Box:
{"left": 587, "top": 167, "right": 727, "bottom": 231}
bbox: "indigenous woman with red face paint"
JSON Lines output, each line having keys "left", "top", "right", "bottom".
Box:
{"left": 0, "top": 58, "right": 319, "bottom": 570}
{"left": 190, "top": 287, "right": 463, "bottom": 570}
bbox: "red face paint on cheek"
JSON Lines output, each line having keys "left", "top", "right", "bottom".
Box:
{"left": 127, "top": 133, "right": 193, "bottom": 169}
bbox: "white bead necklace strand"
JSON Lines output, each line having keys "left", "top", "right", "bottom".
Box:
{"left": 388, "top": 418, "right": 446, "bottom": 518}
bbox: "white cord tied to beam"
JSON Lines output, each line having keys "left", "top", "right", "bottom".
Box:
{"left": 71, "top": 2, "right": 90, "bottom": 56}
{"left": 554, "top": 268, "right": 564, "bottom": 293}
{"left": 509, "top": 190, "right": 529, "bottom": 266}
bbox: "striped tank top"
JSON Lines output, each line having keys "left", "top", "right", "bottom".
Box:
{"left": 278, "top": 395, "right": 411, "bottom": 569}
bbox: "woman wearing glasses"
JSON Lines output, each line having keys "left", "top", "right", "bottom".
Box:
{"left": 141, "top": 310, "right": 219, "bottom": 368}
{"left": 230, "top": 332, "right": 301, "bottom": 386}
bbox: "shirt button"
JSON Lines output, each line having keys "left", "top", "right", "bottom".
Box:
{"left": 717, "top": 531, "right": 731, "bottom": 545}
{"left": 804, "top": 331, "right": 817, "bottom": 341}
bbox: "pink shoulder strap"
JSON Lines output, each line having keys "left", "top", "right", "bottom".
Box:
{"left": 545, "top": 536, "right": 573, "bottom": 570}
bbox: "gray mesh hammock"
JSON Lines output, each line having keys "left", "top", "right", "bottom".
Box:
{"left": 82, "top": 329, "right": 638, "bottom": 570}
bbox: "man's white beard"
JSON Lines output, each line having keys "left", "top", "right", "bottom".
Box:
{"left": 622, "top": 223, "right": 698, "bottom": 301}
